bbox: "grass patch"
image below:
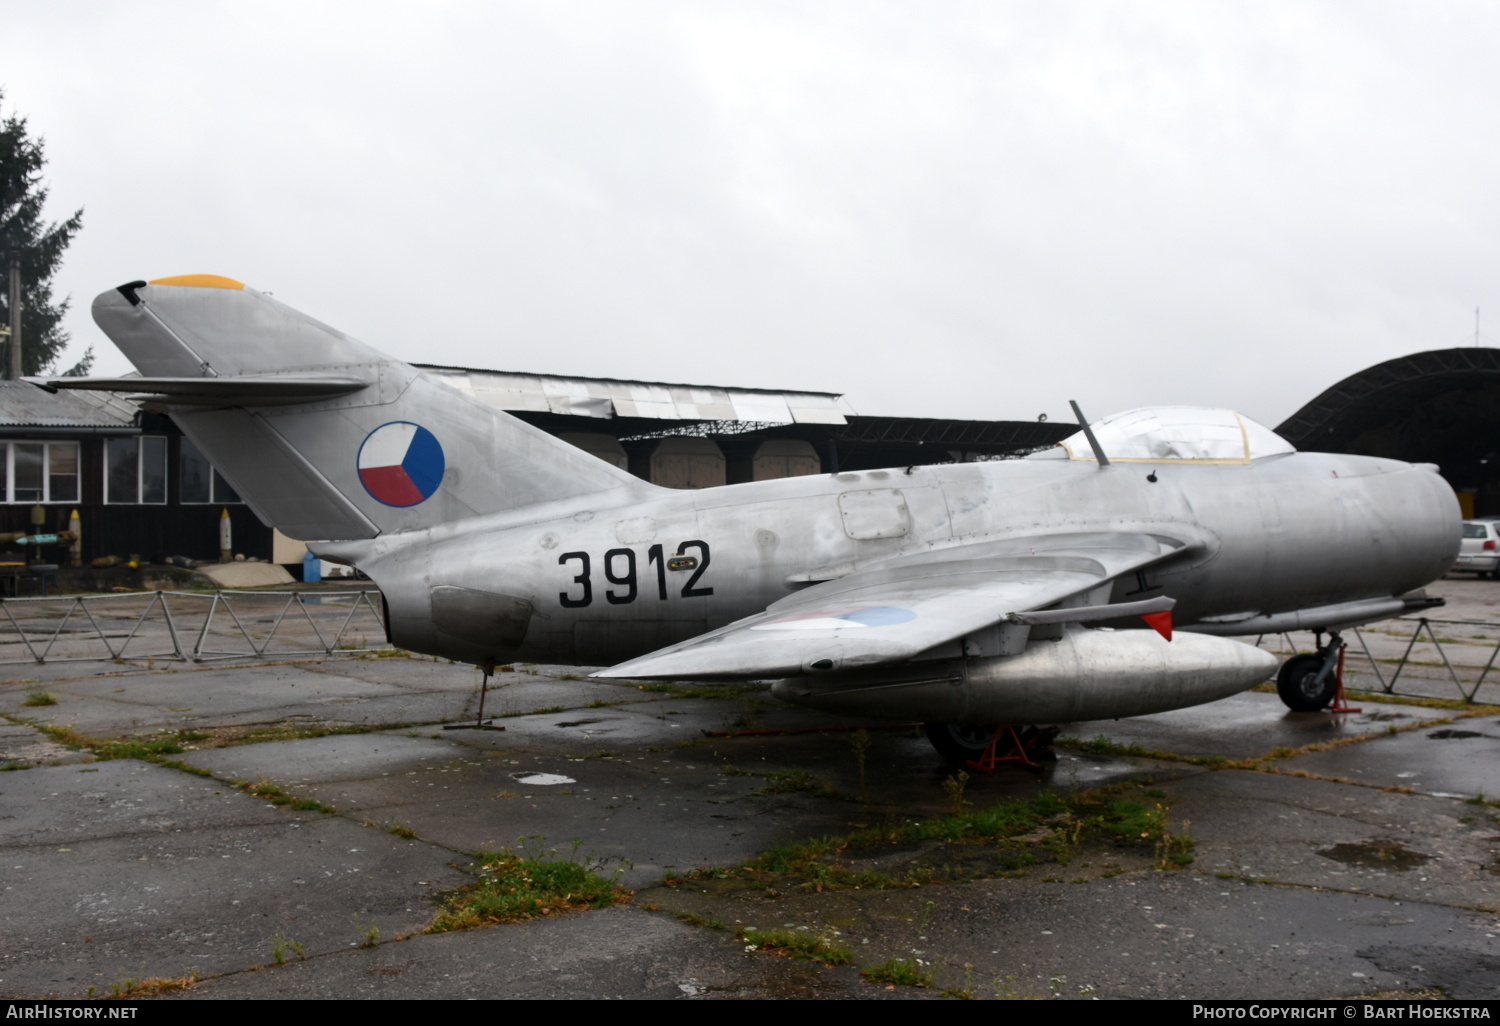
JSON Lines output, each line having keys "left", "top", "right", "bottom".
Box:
{"left": 238, "top": 777, "right": 337, "bottom": 814}
{"left": 737, "top": 926, "right": 854, "bottom": 966}
{"left": 21, "top": 688, "right": 56, "bottom": 707}
{"left": 196, "top": 720, "right": 416, "bottom": 748}
{"left": 862, "top": 957, "right": 934, "bottom": 988}
{"left": 673, "top": 910, "right": 726, "bottom": 929}
{"left": 31, "top": 723, "right": 201, "bottom": 761}
{"left": 716, "top": 786, "right": 1182, "bottom": 893}
{"left": 106, "top": 973, "right": 198, "bottom": 998}
{"left": 760, "top": 769, "right": 820, "bottom": 794}
{"left": 426, "top": 840, "right": 630, "bottom": 932}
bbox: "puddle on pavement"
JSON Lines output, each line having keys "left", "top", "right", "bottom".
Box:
{"left": 1428, "top": 729, "right": 1490, "bottom": 740}
{"left": 1317, "top": 839, "right": 1432, "bottom": 871}
{"left": 511, "top": 772, "right": 576, "bottom": 785}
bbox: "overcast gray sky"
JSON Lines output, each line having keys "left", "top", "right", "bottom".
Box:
{"left": 5, "top": 1, "right": 1499, "bottom": 427}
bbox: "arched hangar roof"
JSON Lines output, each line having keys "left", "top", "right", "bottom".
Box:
{"left": 1276, "top": 347, "right": 1500, "bottom": 489}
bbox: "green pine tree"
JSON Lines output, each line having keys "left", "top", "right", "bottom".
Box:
{"left": 0, "top": 89, "right": 87, "bottom": 376}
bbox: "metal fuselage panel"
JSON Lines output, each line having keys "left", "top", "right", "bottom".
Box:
{"left": 345, "top": 451, "right": 1459, "bottom": 668}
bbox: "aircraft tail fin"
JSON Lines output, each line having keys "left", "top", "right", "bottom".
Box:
{"left": 64, "top": 275, "right": 648, "bottom": 540}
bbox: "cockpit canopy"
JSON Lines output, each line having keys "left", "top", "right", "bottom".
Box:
{"left": 1052, "top": 407, "right": 1297, "bottom": 463}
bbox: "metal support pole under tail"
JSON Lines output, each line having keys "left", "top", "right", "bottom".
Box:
{"left": 444, "top": 659, "right": 506, "bottom": 732}
{"left": 1068, "top": 400, "right": 1110, "bottom": 467}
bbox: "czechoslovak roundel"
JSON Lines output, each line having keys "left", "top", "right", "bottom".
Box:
{"left": 357, "top": 422, "right": 445, "bottom": 507}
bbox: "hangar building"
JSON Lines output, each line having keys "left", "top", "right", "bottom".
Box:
{"left": 1275, "top": 347, "right": 1500, "bottom": 517}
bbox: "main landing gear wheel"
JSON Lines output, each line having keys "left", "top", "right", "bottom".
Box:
{"left": 923, "top": 722, "right": 996, "bottom": 765}
{"left": 923, "top": 723, "right": 1061, "bottom": 769}
{"left": 1277, "top": 652, "right": 1337, "bottom": 711}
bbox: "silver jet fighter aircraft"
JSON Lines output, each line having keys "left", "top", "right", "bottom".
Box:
{"left": 58, "top": 275, "right": 1461, "bottom": 764}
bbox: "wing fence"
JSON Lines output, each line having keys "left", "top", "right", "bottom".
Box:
{"left": 0, "top": 589, "right": 389, "bottom": 665}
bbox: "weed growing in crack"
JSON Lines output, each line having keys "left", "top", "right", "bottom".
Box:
{"left": 240, "top": 777, "right": 337, "bottom": 814}
{"left": 1154, "top": 813, "right": 1196, "bottom": 868}
{"left": 862, "top": 957, "right": 933, "bottom": 988}
{"left": 940, "top": 962, "right": 981, "bottom": 999}
{"left": 737, "top": 926, "right": 854, "bottom": 966}
{"left": 849, "top": 729, "right": 870, "bottom": 802}
{"left": 426, "top": 837, "right": 630, "bottom": 932}
{"left": 107, "top": 972, "right": 199, "bottom": 998}
{"left": 269, "top": 931, "right": 304, "bottom": 965}
{"left": 941, "top": 770, "right": 971, "bottom": 816}
{"left": 21, "top": 688, "right": 55, "bottom": 707}
{"left": 353, "top": 913, "right": 380, "bottom": 948}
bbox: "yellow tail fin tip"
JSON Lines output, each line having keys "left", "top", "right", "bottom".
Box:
{"left": 147, "top": 274, "right": 245, "bottom": 290}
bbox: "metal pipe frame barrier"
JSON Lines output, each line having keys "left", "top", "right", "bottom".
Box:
{"left": 1258, "top": 616, "right": 1500, "bottom": 704}
{"left": 3, "top": 597, "right": 1496, "bottom": 697}
{"left": 0, "top": 589, "right": 391, "bottom": 665}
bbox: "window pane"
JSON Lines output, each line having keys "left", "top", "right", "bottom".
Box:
{"left": 212, "top": 469, "right": 241, "bottom": 504}
{"left": 180, "top": 438, "right": 211, "bottom": 504}
{"left": 13, "top": 444, "right": 43, "bottom": 502}
{"left": 107, "top": 439, "right": 139, "bottom": 503}
{"left": 141, "top": 437, "right": 167, "bottom": 504}
{"left": 48, "top": 443, "right": 78, "bottom": 503}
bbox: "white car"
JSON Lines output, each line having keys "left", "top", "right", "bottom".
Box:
{"left": 1457, "top": 519, "right": 1500, "bottom": 578}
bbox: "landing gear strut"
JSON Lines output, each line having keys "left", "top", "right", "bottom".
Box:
{"left": 1276, "top": 631, "right": 1356, "bottom": 712}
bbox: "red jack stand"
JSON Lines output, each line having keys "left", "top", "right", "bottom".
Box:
{"left": 1329, "top": 644, "right": 1361, "bottom": 714}
{"left": 966, "top": 725, "right": 1057, "bottom": 774}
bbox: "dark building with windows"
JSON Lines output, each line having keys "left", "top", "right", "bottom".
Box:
{"left": 0, "top": 381, "right": 269, "bottom": 565}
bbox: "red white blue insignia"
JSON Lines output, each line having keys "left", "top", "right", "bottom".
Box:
{"left": 357, "top": 422, "right": 445, "bottom": 507}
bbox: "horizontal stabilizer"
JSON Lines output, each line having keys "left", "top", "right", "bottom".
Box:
{"left": 50, "top": 375, "right": 370, "bottom": 406}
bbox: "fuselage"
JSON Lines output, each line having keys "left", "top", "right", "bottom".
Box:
{"left": 321, "top": 448, "right": 1461, "bottom": 669}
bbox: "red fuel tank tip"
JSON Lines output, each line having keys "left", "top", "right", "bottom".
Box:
{"left": 1141, "top": 610, "right": 1173, "bottom": 641}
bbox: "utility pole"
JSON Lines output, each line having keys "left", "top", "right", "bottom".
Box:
{"left": 6, "top": 256, "right": 20, "bottom": 380}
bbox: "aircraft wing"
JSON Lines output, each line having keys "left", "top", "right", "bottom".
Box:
{"left": 593, "top": 531, "right": 1193, "bottom": 680}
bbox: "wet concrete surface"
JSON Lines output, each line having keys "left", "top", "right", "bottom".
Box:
{"left": 1289, "top": 718, "right": 1500, "bottom": 799}
{"left": 2, "top": 578, "right": 1500, "bottom": 999}
{"left": 170, "top": 906, "right": 922, "bottom": 1000}
{"left": 1058, "top": 692, "right": 1436, "bottom": 760}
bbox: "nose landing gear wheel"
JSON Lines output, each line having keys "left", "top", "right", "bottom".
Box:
{"left": 1277, "top": 652, "right": 1337, "bottom": 711}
